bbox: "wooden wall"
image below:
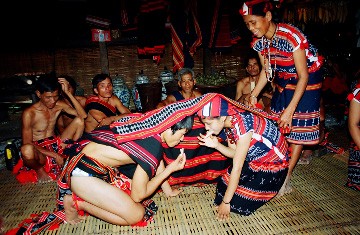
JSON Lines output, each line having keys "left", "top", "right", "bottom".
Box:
{"left": 0, "top": 43, "right": 247, "bottom": 108}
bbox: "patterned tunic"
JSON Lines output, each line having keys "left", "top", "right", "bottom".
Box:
{"left": 346, "top": 84, "right": 360, "bottom": 191}
{"left": 163, "top": 90, "right": 230, "bottom": 186}
{"left": 214, "top": 110, "right": 289, "bottom": 215}
{"left": 252, "top": 23, "right": 324, "bottom": 145}
{"left": 85, "top": 95, "right": 118, "bottom": 117}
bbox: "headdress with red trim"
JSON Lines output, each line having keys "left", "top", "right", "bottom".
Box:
{"left": 196, "top": 95, "right": 236, "bottom": 118}
{"left": 239, "top": 0, "right": 283, "bottom": 16}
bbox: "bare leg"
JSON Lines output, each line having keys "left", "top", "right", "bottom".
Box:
{"left": 20, "top": 144, "right": 52, "bottom": 182}
{"left": 70, "top": 176, "right": 145, "bottom": 225}
{"left": 63, "top": 194, "right": 85, "bottom": 225}
{"left": 61, "top": 117, "right": 84, "bottom": 141}
{"left": 277, "top": 143, "right": 303, "bottom": 197}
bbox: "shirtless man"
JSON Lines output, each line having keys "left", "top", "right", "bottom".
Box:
{"left": 156, "top": 68, "right": 202, "bottom": 108}
{"left": 56, "top": 75, "right": 87, "bottom": 134}
{"left": 21, "top": 75, "right": 87, "bottom": 182}
{"left": 62, "top": 115, "right": 194, "bottom": 225}
{"left": 235, "top": 54, "right": 272, "bottom": 112}
{"left": 84, "top": 74, "right": 131, "bottom": 133}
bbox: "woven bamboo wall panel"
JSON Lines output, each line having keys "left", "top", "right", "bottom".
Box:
{"left": 0, "top": 43, "right": 247, "bottom": 96}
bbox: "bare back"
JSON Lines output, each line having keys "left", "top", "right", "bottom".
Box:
{"left": 82, "top": 142, "right": 135, "bottom": 167}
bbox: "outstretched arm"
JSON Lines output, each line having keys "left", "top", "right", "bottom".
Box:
{"left": 248, "top": 52, "right": 269, "bottom": 106}
{"left": 217, "top": 131, "right": 252, "bottom": 221}
{"left": 277, "top": 49, "right": 308, "bottom": 129}
{"left": 130, "top": 152, "right": 186, "bottom": 202}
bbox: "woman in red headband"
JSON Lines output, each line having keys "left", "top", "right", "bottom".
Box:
{"left": 240, "top": 0, "right": 324, "bottom": 196}
{"left": 197, "top": 96, "right": 289, "bottom": 219}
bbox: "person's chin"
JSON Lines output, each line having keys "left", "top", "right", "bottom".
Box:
{"left": 47, "top": 104, "right": 56, "bottom": 109}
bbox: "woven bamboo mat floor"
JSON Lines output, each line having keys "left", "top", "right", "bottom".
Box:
{"left": 0, "top": 153, "right": 359, "bottom": 235}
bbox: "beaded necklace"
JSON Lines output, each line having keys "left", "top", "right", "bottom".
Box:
{"left": 262, "top": 25, "right": 278, "bottom": 82}
{"left": 224, "top": 115, "right": 238, "bottom": 144}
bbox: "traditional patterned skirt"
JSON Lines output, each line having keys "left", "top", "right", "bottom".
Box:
{"left": 270, "top": 70, "right": 323, "bottom": 145}
{"left": 214, "top": 161, "right": 288, "bottom": 216}
{"left": 346, "top": 143, "right": 360, "bottom": 191}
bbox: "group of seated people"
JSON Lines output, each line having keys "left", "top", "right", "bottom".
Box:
{"left": 10, "top": 60, "right": 359, "bottom": 234}
{"left": 10, "top": 66, "right": 294, "bottom": 234}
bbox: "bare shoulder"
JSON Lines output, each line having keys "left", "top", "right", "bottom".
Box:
{"left": 194, "top": 90, "right": 203, "bottom": 97}
{"left": 237, "top": 77, "right": 250, "bottom": 87}
{"left": 237, "top": 76, "right": 250, "bottom": 84}
{"left": 76, "top": 96, "right": 87, "bottom": 107}
{"left": 22, "top": 103, "right": 37, "bottom": 119}
{"left": 110, "top": 95, "right": 121, "bottom": 103}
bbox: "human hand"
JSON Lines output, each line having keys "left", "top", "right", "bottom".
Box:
{"left": 198, "top": 131, "right": 218, "bottom": 148}
{"left": 249, "top": 94, "right": 258, "bottom": 107}
{"left": 98, "top": 117, "right": 113, "bottom": 127}
{"left": 54, "top": 153, "right": 64, "bottom": 167}
{"left": 278, "top": 108, "right": 294, "bottom": 133}
{"left": 216, "top": 202, "right": 230, "bottom": 221}
{"left": 168, "top": 148, "right": 186, "bottom": 172}
{"left": 58, "top": 78, "right": 70, "bottom": 95}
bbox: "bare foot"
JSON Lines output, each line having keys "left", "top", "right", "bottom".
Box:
{"left": 64, "top": 194, "right": 85, "bottom": 225}
{"left": 276, "top": 176, "right": 293, "bottom": 198}
{"left": 36, "top": 168, "right": 53, "bottom": 183}
{"left": 298, "top": 150, "right": 313, "bottom": 165}
{"left": 163, "top": 187, "right": 183, "bottom": 197}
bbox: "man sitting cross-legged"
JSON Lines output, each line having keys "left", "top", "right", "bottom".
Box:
{"left": 19, "top": 75, "right": 87, "bottom": 183}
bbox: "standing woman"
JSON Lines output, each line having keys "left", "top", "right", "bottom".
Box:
{"left": 197, "top": 96, "right": 289, "bottom": 219}
{"left": 240, "top": 0, "right": 324, "bottom": 195}
{"left": 346, "top": 77, "right": 360, "bottom": 191}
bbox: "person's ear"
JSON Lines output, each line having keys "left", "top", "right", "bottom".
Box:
{"left": 265, "top": 11, "right": 272, "bottom": 22}
{"left": 178, "top": 80, "right": 181, "bottom": 87}
{"left": 94, "top": 88, "right": 98, "bottom": 95}
{"left": 35, "top": 90, "right": 41, "bottom": 99}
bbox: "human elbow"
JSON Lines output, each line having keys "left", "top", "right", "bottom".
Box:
{"left": 131, "top": 191, "right": 146, "bottom": 203}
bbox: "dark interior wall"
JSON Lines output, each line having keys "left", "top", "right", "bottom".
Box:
{"left": 0, "top": 43, "right": 247, "bottom": 98}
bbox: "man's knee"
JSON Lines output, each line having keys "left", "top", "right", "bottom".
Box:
{"left": 20, "top": 144, "right": 35, "bottom": 161}
{"left": 73, "top": 117, "right": 84, "bottom": 127}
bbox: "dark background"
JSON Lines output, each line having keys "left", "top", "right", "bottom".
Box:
{"left": 0, "top": 0, "right": 358, "bottom": 54}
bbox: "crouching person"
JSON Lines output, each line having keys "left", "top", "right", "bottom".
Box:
{"left": 197, "top": 96, "right": 289, "bottom": 220}
{"left": 59, "top": 115, "right": 194, "bottom": 226}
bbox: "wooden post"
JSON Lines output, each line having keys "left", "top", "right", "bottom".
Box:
{"left": 99, "top": 41, "right": 109, "bottom": 75}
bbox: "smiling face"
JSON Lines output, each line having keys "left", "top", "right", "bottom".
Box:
{"left": 162, "top": 128, "right": 187, "bottom": 147}
{"left": 242, "top": 12, "right": 271, "bottom": 38}
{"left": 200, "top": 117, "right": 226, "bottom": 135}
